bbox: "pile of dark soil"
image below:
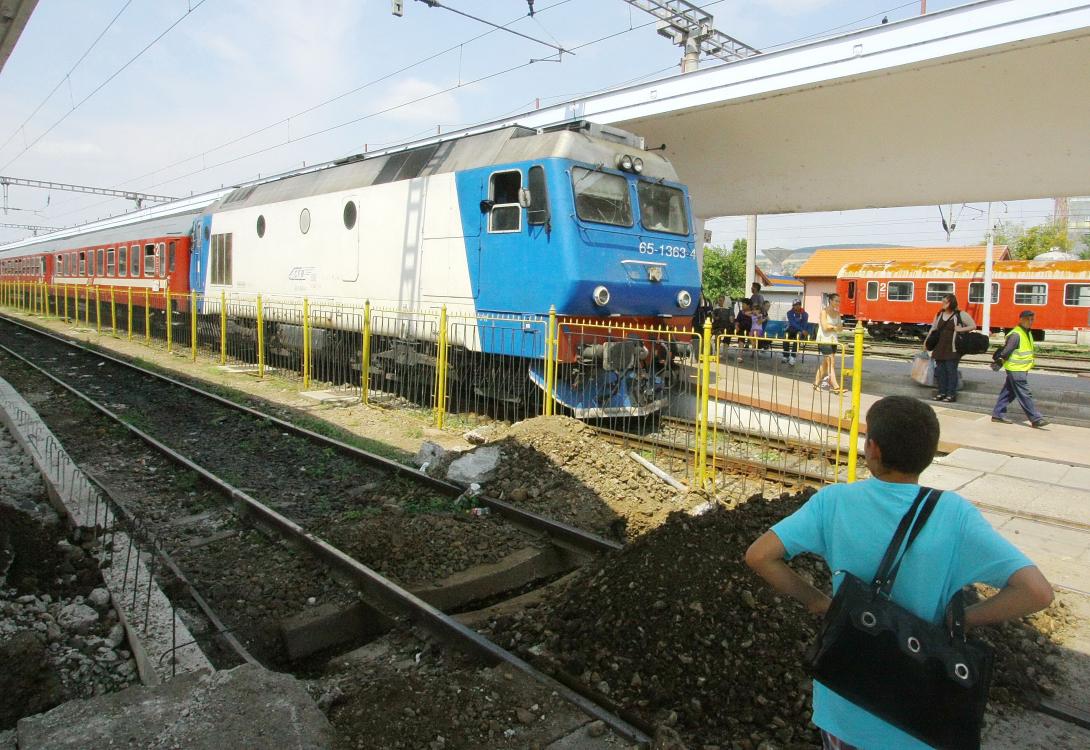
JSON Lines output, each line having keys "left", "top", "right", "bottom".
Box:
{"left": 478, "top": 416, "right": 703, "bottom": 541}
{"left": 486, "top": 491, "right": 1072, "bottom": 748}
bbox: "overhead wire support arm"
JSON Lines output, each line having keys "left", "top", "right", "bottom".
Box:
{"left": 622, "top": 0, "right": 760, "bottom": 68}
{"left": 0, "top": 176, "right": 178, "bottom": 209}
{"left": 0, "top": 222, "right": 57, "bottom": 235}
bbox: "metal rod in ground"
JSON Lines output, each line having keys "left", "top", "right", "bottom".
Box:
{"left": 629, "top": 451, "right": 687, "bottom": 491}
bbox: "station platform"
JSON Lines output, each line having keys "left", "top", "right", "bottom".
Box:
{"left": 704, "top": 347, "right": 1090, "bottom": 469}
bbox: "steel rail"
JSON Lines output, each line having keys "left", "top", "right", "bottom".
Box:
{"left": 0, "top": 334, "right": 651, "bottom": 745}
{"left": 0, "top": 312, "right": 620, "bottom": 555}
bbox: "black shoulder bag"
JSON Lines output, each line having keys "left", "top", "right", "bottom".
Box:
{"left": 805, "top": 487, "right": 994, "bottom": 750}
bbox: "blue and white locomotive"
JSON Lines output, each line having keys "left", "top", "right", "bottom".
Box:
{"left": 190, "top": 121, "right": 700, "bottom": 416}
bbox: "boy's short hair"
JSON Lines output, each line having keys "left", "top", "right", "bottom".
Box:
{"left": 867, "top": 396, "right": 940, "bottom": 474}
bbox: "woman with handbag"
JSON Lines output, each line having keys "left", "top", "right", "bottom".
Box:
{"left": 745, "top": 396, "right": 1053, "bottom": 750}
{"left": 813, "top": 293, "right": 844, "bottom": 393}
{"left": 925, "top": 294, "right": 976, "bottom": 403}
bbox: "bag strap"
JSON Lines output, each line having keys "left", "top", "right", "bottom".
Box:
{"left": 871, "top": 487, "right": 942, "bottom": 594}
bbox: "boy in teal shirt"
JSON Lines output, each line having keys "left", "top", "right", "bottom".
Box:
{"left": 746, "top": 396, "right": 1053, "bottom": 749}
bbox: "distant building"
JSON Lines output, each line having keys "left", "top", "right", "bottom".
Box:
{"left": 756, "top": 270, "right": 804, "bottom": 321}
{"left": 793, "top": 246, "right": 1011, "bottom": 315}
{"left": 1068, "top": 197, "right": 1090, "bottom": 251}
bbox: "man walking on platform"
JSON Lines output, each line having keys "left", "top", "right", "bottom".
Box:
{"left": 991, "top": 310, "right": 1049, "bottom": 428}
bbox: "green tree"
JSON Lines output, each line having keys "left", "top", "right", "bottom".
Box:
{"left": 1081, "top": 233, "right": 1090, "bottom": 260}
{"left": 993, "top": 219, "right": 1072, "bottom": 259}
{"left": 701, "top": 240, "right": 747, "bottom": 303}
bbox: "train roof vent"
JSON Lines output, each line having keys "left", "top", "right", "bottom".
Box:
{"left": 223, "top": 185, "right": 258, "bottom": 204}
{"left": 545, "top": 121, "right": 644, "bottom": 150}
{"left": 373, "top": 143, "right": 441, "bottom": 185}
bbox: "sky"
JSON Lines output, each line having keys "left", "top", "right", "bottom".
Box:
{"left": 0, "top": 0, "right": 1058, "bottom": 250}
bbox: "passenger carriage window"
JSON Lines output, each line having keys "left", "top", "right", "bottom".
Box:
{"left": 168, "top": 242, "right": 176, "bottom": 273}
{"left": 637, "top": 181, "right": 689, "bottom": 235}
{"left": 968, "top": 282, "right": 999, "bottom": 304}
{"left": 96, "top": 249, "right": 104, "bottom": 276}
{"left": 79, "top": 252, "right": 86, "bottom": 276}
{"left": 107, "top": 248, "right": 115, "bottom": 276}
{"left": 925, "top": 281, "right": 954, "bottom": 302}
{"left": 144, "top": 244, "right": 155, "bottom": 277}
{"left": 572, "top": 167, "right": 632, "bottom": 227}
{"left": 56, "top": 254, "right": 63, "bottom": 272}
{"left": 488, "top": 171, "right": 522, "bottom": 233}
{"left": 1063, "top": 284, "right": 1090, "bottom": 307}
{"left": 887, "top": 281, "right": 913, "bottom": 301}
{"left": 130, "top": 245, "right": 140, "bottom": 276}
{"left": 119, "top": 247, "right": 128, "bottom": 277}
{"left": 158, "top": 243, "right": 167, "bottom": 278}
{"left": 210, "top": 232, "right": 233, "bottom": 285}
{"left": 866, "top": 281, "right": 879, "bottom": 300}
{"left": 1014, "top": 283, "right": 1046, "bottom": 305}
{"left": 527, "top": 166, "right": 549, "bottom": 226}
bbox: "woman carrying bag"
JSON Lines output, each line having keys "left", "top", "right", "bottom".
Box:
{"left": 926, "top": 294, "right": 976, "bottom": 403}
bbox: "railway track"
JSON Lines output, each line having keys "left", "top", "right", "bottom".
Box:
{"left": 862, "top": 339, "right": 1090, "bottom": 375}
{"left": 0, "top": 312, "right": 649, "bottom": 744}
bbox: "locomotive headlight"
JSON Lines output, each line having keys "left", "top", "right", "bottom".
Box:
{"left": 632, "top": 157, "right": 644, "bottom": 174}
{"left": 676, "top": 290, "right": 693, "bottom": 309}
{"left": 618, "top": 154, "right": 634, "bottom": 172}
{"left": 592, "top": 285, "right": 611, "bottom": 307}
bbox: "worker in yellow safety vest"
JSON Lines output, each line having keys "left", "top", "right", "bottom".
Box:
{"left": 991, "top": 310, "right": 1048, "bottom": 428}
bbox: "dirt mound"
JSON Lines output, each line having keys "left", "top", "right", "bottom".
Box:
{"left": 480, "top": 416, "right": 700, "bottom": 541}
{"left": 486, "top": 491, "right": 1071, "bottom": 747}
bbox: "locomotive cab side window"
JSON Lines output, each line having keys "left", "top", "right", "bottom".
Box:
{"left": 1014, "top": 283, "right": 1046, "bottom": 305}
{"left": 572, "top": 167, "right": 632, "bottom": 227}
{"left": 1063, "top": 283, "right": 1090, "bottom": 307}
{"left": 925, "top": 281, "right": 954, "bottom": 302}
{"left": 865, "top": 281, "right": 879, "bottom": 300}
{"left": 527, "top": 166, "right": 549, "bottom": 226}
{"left": 887, "top": 281, "right": 913, "bottom": 301}
{"left": 119, "top": 247, "right": 128, "bottom": 277}
{"left": 968, "top": 282, "right": 999, "bottom": 304}
{"left": 488, "top": 171, "right": 522, "bottom": 233}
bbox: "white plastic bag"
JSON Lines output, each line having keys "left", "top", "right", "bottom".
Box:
{"left": 910, "top": 352, "right": 934, "bottom": 387}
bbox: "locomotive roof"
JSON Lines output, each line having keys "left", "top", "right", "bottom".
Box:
{"left": 209, "top": 124, "right": 680, "bottom": 213}
{"left": 838, "top": 259, "right": 1090, "bottom": 279}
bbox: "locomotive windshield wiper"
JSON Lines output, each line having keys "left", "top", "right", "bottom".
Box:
{"left": 573, "top": 163, "right": 606, "bottom": 185}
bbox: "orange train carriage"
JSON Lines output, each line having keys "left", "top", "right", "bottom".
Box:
{"left": 836, "top": 260, "right": 1090, "bottom": 340}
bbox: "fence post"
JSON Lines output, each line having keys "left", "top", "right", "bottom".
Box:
{"left": 143, "top": 289, "right": 150, "bottom": 342}
{"left": 434, "top": 305, "right": 448, "bottom": 429}
{"left": 166, "top": 289, "right": 173, "bottom": 351}
{"left": 302, "top": 298, "right": 311, "bottom": 390}
{"left": 696, "top": 318, "right": 713, "bottom": 487}
{"left": 544, "top": 305, "right": 557, "bottom": 416}
{"left": 127, "top": 288, "right": 133, "bottom": 340}
{"left": 846, "top": 321, "right": 865, "bottom": 483}
{"left": 256, "top": 294, "right": 265, "bottom": 379}
{"left": 361, "top": 300, "right": 371, "bottom": 404}
{"left": 110, "top": 288, "right": 117, "bottom": 334}
{"left": 42, "top": 283, "right": 50, "bottom": 319}
{"left": 190, "top": 290, "right": 198, "bottom": 362}
{"left": 219, "top": 290, "right": 227, "bottom": 365}
{"left": 94, "top": 287, "right": 101, "bottom": 333}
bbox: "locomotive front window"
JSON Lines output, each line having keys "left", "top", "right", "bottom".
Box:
{"left": 637, "top": 181, "right": 689, "bottom": 235}
{"left": 887, "top": 281, "right": 913, "bottom": 301}
{"left": 866, "top": 281, "right": 879, "bottom": 300}
{"left": 926, "top": 281, "right": 954, "bottom": 302}
{"left": 119, "top": 247, "right": 128, "bottom": 277}
{"left": 572, "top": 167, "right": 632, "bottom": 228}
{"left": 968, "top": 282, "right": 999, "bottom": 304}
{"left": 1014, "top": 283, "right": 1046, "bottom": 305}
{"left": 1065, "top": 284, "right": 1090, "bottom": 307}
{"left": 488, "top": 171, "right": 521, "bottom": 233}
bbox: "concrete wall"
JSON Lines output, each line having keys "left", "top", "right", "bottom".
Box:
{"left": 802, "top": 279, "right": 835, "bottom": 320}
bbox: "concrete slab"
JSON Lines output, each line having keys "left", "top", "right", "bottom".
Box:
{"left": 16, "top": 665, "right": 333, "bottom": 749}
{"left": 918, "top": 464, "right": 982, "bottom": 492}
{"left": 545, "top": 721, "right": 615, "bottom": 749}
{"left": 995, "top": 456, "right": 1073, "bottom": 485}
{"left": 958, "top": 475, "right": 1050, "bottom": 515}
{"left": 1023, "top": 486, "right": 1090, "bottom": 527}
{"left": 938, "top": 448, "right": 1010, "bottom": 473}
{"left": 1058, "top": 465, "right": 1090, "bottom": 491}
{"left": 300, "top": 389, "right": 358, "bottom": 406}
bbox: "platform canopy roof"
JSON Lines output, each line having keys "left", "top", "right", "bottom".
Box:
{"left": 0, "top": 0, "right": 37, "bottom": 74}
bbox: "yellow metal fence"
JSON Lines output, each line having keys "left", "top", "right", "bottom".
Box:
{"left": 1, "top": 282, "right": 864, "bottom": 491}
